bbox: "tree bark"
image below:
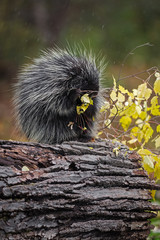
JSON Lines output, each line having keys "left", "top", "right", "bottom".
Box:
{"left": 0, "top": 139, "right": 159, "bottom": 240}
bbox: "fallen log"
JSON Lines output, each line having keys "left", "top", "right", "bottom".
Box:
{"left": 0, "top": 139, "right": 159, "bottom": 240}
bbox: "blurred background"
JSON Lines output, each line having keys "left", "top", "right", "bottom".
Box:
{"left": 0, "top": 0, "right": 160, "bottom": 140}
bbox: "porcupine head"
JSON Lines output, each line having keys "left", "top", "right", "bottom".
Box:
{"left": 14, "top": 47, "right": 104, "bottom": 144}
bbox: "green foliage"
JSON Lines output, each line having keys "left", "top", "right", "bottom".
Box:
{"left": 148, "top": 214, "right": 160, "bottom": 239}
{"left": 0, "top": 20, "right": 43, "bottom": 65}
{"left": 0, "top": 0, "right": 43, "bottom": 66}
{"left": 1, "top": 0, "right": 160, "bottom": 69}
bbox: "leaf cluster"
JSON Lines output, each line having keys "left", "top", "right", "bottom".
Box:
{"left": 100, "top": 69, "right": 160, "bottom": 192}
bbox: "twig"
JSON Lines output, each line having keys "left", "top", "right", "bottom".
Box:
{"left": 117, "top": 43, "right": 153, "bottom": 83}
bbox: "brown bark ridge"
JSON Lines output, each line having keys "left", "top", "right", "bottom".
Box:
{"left": 0, "top": 139, "right": 159, "bottom": 240}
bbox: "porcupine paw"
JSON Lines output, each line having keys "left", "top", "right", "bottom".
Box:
{"left": 78, "top": 134, "right": 93, "bottom": 143}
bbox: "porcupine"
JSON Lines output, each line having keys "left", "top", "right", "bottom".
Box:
{"left": 14, "top": 47, "right": 103, "bottom": 144}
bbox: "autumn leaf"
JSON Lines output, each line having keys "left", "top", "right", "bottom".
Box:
{"left": 22, "top": 166, "right": 30, "bottom": 171}
{"left": 77, "top": 103, "right": 89, "bottom": 115}
{"left": 118, "top": 92, "right": 125, "bottom": 102}
{"left": 81, "top": 93, "right": 93, "bottom": 105}
{"left": 120, "top": 116, "right": 132, "bottom": 131}
{"left": 155, "top": 136, "right": 160, "bottom": 148}
{"left": 154, "top": 78, "right": 160, "bottom": 94}
{"left": 110, "top": 89, "right": 117, "bottom": 101}
{"left": 156, "top": 125, "right": 160, "bottom": 133}
{"left": 76, "top": 93, "right": 93, "bottom": 115}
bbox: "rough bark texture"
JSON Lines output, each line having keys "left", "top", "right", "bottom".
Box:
{"left": 0, "top": 139, "right": 159, "bottom": 240}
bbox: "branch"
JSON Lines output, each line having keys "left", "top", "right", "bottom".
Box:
{"left": 0, "top": 139, "right": 159, "bottom": 240}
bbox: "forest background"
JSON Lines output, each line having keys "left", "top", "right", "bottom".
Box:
{"left": 0, "top": 0, "right": 160, "bottom": 141}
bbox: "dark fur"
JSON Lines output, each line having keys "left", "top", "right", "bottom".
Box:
{"left": 14, "top": 48, "right": 101, "bottom": 144}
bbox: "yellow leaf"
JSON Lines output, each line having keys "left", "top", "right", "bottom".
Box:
{"left": 122, "top": 103, "right": 137, "bottom": 118}
{"left": 131, "top": 127, "right": 144, "bottom": 142}
{"left": 109, "top": 106, "right": 117, "bottom": 117}
{"left": 137, "top": 130, "right": 144, "bottom": 142}
{"left": 132, "top": 112, "right": 139, "bottom": 119}
{"left": 143, "top": 155, "right": 155, "bottom": 174}
{"left": 145, "top": 115, "right": 151, "bottom": 122}
{"left": 155, "top": 72, "right": 160, "bottom": 78}
{"left": 144, "top": 88, "right": 152, "bottom": 100}
{"left": 118, "top": 92, "right": 125, "bottom": 102}
{"left": 151, "top": 96, "right": 158, "bottom": 106}
{"left": 22, "top": 166, "right": 30, "bottom": 172}
{"left": 76, "top": 103, "right": 89, "bottom": 115}
{"left": 131, "top": 127, "right": 138, "bottom": 138}
{"left": 77, "top": 93, "right": 93, "bottom": 115}
{"left": 154, "top": 78, "right": 160, "bottom": 94}
{"left": 104, "top": 119, "right": 111, "bottom": 128}
{"left": 136, "top": 106, "right": 142, "bottom": 115}
{"left": 119, "top": 85, "right": 126, "bottom": 93}
{"left": 81, "top": 94, "right": 93, "bottom": 105}
{"left": 143, "top": 101, "right": 147, "bottom": 112}
{"left": 137, "top": 83, "right": 152, "bottom": 100}
{"left": 128, "top": 96, "right": 134, "bottom": 105}
{"left": 155, "top": 136, "right": 160, "bottom": 148}
{"left": 110, "top": 89, "right": 117, "bottom": 101}
{"left": 128, "top": 92, "right": 134, "bottom": 99}
{"left": 154, "top": 162, "right": 160, "bottom": 180}
{"left": 143, "top": 155, "right": 154, "bottom": 169}
{"left": 133, "top": 89, "right": 138, "bottom": 96}
{"left": 152, "top": 155, "right": 160, "bottom": 162}
{"left": 151, "top": 106, "right": 160, "bottom": 116}
{"left": 98, "top": 131, "right": 103, "bottom": 136}
{"left": 136, "top": 119, "right": 143, "bottom": 129}
{"left": 137, "top": 83, "right": 146, "bottom": 98}
{"left": 120, "top": 116, "right": 132, "bottom": 131}
{"left": 128, "top": 138, "right": 138, "bottom": 144}
{"left": 116, "top": 102, "right": 123, "bottom": 112}
{"left": 113, "top": 147, "right": 119, "bottom": 156}
{"left": 142, "top": 122, "right": 150, "bottom": 131}
{"left": 139, "top": 111, "right": 147, "bottom": 120}
{"left": 76, "top": 105, "right": 82, "bottom": 115}
{"left": 138, "top": 148, "right": 152, "bottom": 157}
{"left": 144, "top": 126, "right": 153, "bottom": 143}
{"left": 157, "top": 125, "right": 160, "bottom": 133}
{"left": 131, "top": 126, "right": 139, "bottom": 134}
{"left": 151, "top": 190, "right": 156, "bottom": 200}
{"left": 119, "top": 85, "right": 129, "bottom": 95}
{"left": 129, "top": 147, "right": 137, "bottom": 151}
